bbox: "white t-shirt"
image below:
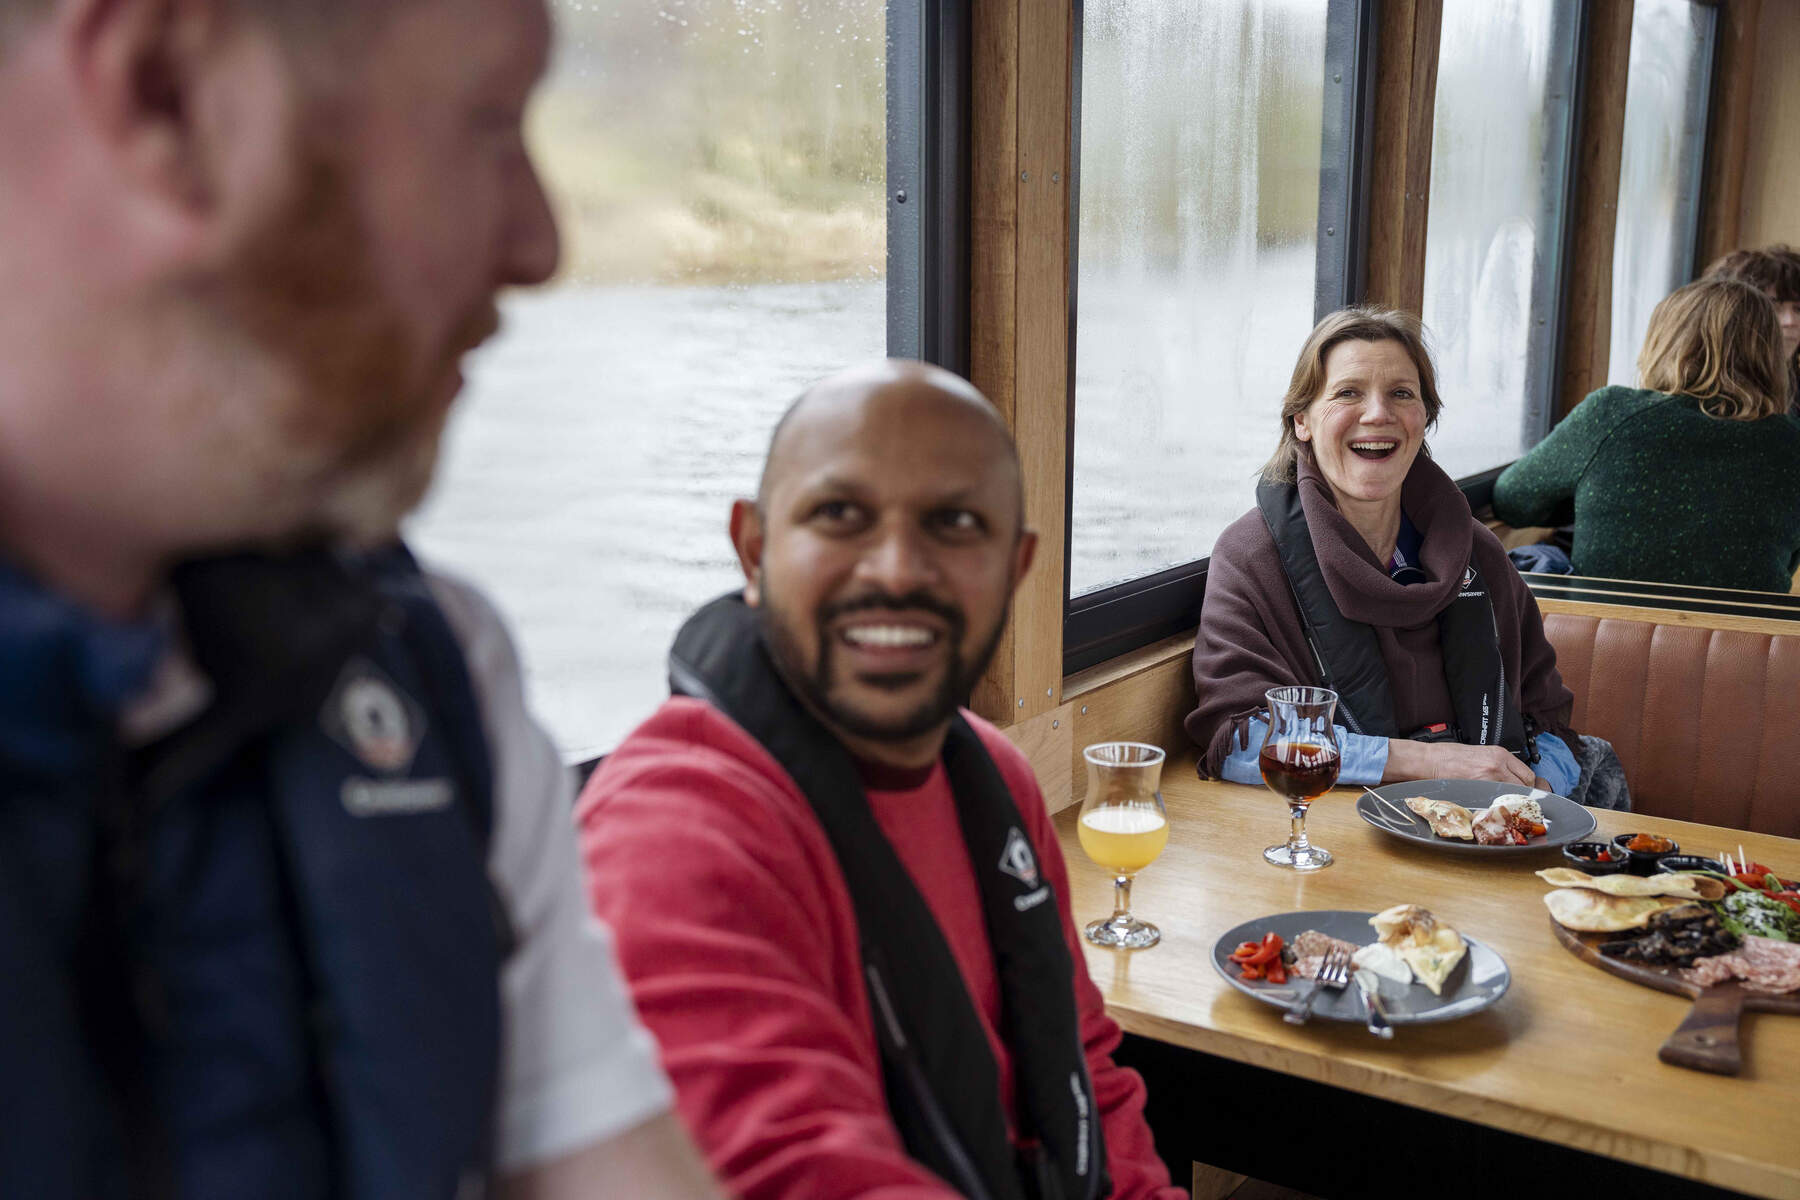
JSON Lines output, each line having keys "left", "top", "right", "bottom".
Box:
{"left": 429, "top": 572, "right": 675, "bottom": 1171}
{"left": 126, "top": 569, "right": 674, "bottom": 1175}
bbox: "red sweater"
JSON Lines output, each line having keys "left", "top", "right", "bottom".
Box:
{"left": 578, "top": 698, "right": 1182, "bottom": 1200}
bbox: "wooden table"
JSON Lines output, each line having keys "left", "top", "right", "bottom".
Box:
{"left": 1056, "top": 763, "right": 1800, "bottom": 1199}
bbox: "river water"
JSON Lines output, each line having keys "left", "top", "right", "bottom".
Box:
{"left": 409, "top": 281, "right": 885, "bottom": 758}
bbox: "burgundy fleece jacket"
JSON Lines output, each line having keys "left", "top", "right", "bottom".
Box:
{"left": 1186, "top": 446, "right": 1576, "bottom": 777}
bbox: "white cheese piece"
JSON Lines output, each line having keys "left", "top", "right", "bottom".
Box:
{"left": 1351, "top": 941, "right": 1413, "bottom": 986}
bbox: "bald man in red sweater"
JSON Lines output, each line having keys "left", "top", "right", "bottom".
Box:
{"left": 579, "top": 361, "right": 1185, "bottom": 1200}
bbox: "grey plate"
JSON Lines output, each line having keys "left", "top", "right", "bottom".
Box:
{"left": 1356, "top": 779, "right": 1596, "bottom": 855}
{"left": 1211, "top": 910, "right": 1511, "bottom": 1025}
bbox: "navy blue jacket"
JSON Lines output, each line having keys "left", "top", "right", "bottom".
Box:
{"left": 0, "top": 547, "right": 503, "bottom": 1199}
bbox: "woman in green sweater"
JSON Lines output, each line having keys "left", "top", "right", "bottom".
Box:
{"left": 1493, "top": 278, "right": 1800, "bottom": 593}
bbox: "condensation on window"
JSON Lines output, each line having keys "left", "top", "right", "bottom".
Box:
{"left": 1069, "top": 0, "right": 1327, "bottom": 599}
{"left": 1608, "top": 0, "right": 1715, "bottom": 387}
{"left": 1421, "top": 0, "right": 1579, "bottom": 480}
{"left": 408, "top": 1, "right": 888, "bottom": 757}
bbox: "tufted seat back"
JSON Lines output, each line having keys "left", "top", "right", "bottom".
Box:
{"left": 1543, "top": 612, "right": 1800, "bottom": 836}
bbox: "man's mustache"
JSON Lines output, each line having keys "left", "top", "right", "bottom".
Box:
{"left": 819, "top": 590, "right": 965, "bottom": 631}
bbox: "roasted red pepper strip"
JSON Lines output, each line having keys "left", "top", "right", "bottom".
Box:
{"left": 1229, "top": 941, "right": 1260, "bottom": 961}
{"left": 1238, "top": 963, "right": 1264, "bottom": 981}
{"left": 1266, "top": 962, "right": 1288, "bottom": 985}
{"left": 1243, "top": 932, "right": 1283, "bottom": 966}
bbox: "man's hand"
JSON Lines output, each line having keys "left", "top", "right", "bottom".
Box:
{"left": 1384, "top": 740, "right": 1536, "bottom": 787}
{"left": 499, "top": 1113, "right": 722, "bottom": 1200}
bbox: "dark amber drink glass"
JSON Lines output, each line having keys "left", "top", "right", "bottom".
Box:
{"left": 1260, "top": 686, "right": 1340, "bottom": 870}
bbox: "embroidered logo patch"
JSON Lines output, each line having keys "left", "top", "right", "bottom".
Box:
{"left": 998, "top": 826, "right": 1041, "bottom": 888}
{"left": 323, "top": 659, "right": 426, "bottom": 775}
{"left": 1461, "top": 563, "right": 1478, "bottom": 590}
{"left": 342, "top": 778, "right": 454, "bottom": 817}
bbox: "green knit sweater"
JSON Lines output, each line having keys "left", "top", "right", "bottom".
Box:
{"left": 1492, "top": 385, "right": 1800, "bottom": 593}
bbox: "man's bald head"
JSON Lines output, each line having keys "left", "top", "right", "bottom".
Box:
{"left": 757, "top": 359, "right": 1024, "bottom": 532}
{"left": 729, "top": 358, "right": 1037, "bottom": 767}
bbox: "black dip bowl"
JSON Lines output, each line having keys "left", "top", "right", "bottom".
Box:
{"left": 1655, "top": 853, "right": 1727, "bottom": 877}
{"left": 1611, "top": 832, "right": 1679, "bottom": 876}
{"left": 1562, "top": 841, "right": 1630, "bottom": 874}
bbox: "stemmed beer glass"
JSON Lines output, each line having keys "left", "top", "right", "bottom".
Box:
{"left": 1259, "top": 687, "right": 1341, "bottom": 870}
{"left": 1077, "top": 742, "right": 1169, "bottom": 949}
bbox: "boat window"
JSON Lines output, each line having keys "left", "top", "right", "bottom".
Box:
{"left": 1420, "top": 0, "right": 1580, "bottom": 479}
{"left": 1067, "top": 0, "right": 1337, "bottom": 602}
{"left": 1607, "top": 0, "right": 1717, "bottom": 386}
{"left": 408, "top": 1, "right": 934, "bottom": 759}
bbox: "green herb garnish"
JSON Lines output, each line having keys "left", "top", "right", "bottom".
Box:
{"left": 1710, "top": 891, "right": 1800, "bottom": 942}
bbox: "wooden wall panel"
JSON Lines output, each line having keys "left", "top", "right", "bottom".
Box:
{"left": 1557, "top": 0, "right": 1634, "bottom": 417}
{"left": 1697, "top": 0, "right": 1764, "bottom": 263}
{"left": 1735, "top": 0, "right": 1800, "bottom": 249}
{"left": 968, "top": 0, "right": 1022, "bottom": 722}
{"left": 970, "top": 0, "right": 1073, "bottom": 727}
{"left": 1007, "top": 638, "right": 1197, "bottom": 815}
{"left": 1010, "top": 0, "right": 1073, "bottom": 724}
{"left": 1364, "top": 0, "right": 1442, "bottom": 315}
{"left": 1002, "top": 701, "right": 1075, "bottom": 810}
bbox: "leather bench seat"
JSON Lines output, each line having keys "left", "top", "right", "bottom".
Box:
{"left": 1544, "top": 611, "right": 1800, "bottom": 837}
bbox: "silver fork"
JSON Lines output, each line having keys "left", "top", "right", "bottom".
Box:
{"left": 1284, "top": 945, "right": 1351, "bottom": 1026}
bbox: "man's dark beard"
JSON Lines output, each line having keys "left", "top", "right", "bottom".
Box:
{"left": 760, "top": 583, "right": 1009, "bottom": 743}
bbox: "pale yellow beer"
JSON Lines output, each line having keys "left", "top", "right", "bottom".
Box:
{"left": 1077, "top": 806, "right": 1169, "bottom": 875}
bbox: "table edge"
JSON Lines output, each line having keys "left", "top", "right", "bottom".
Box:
{"left": 1109, "top": 1005, "right": 1800, "bottom": 1199}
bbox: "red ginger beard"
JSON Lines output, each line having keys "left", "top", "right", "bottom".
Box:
{"left": 168, "top": 119, "right": 497, "bottom": 552}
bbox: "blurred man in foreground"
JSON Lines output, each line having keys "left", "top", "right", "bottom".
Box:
{"left": 0, "top": 1, "right": 716, "bottom": 1195}
{"left": 579, "top": 360, "right": 1185, "bottom": 1200}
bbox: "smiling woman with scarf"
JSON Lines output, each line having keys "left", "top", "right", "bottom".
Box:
{"left": 1186, "top": 307, "right": 1628, "bottom": 809}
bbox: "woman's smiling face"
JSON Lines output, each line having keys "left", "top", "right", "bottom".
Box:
{"left": 1293, "top": 337, "right": 1429, "bottom": 508}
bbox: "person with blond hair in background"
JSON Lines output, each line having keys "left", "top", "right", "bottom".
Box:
{"left": 1494, "top": 278, "right": 1800, "bottom": 593}
{"left": 1704, "top": 244, "right": 1800, "bottom": 409}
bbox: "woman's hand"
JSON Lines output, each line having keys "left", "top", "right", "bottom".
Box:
{"left": 1383, "top": 739, "right": 1537, "bottom": 786}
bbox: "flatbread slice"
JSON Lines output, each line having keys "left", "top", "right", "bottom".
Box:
{"left": 1404, "top": 797, "right": 1474, "bottom": 841}
{"left": 1535, "top": 868, "right": 1726, "bottom": 902}
{"left": 1543, "top": 889, "right": 1689, "bottom": 932}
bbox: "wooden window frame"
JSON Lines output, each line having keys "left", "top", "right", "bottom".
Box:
{"left": 967, "top": 0, "right": 1765, "bottom": 810}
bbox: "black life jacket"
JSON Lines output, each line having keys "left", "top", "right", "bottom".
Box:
{"left": 1256, "top": 479, "right": 1527, "bottom": 753}
{"left": 669, "top": 593, "right": 1107, "bottom": 1200}
{"left": 0, "top": 546, "right": 503, "bottom": 1200}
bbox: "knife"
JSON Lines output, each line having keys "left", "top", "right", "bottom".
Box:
{"left": 1356, "top": 969, "right": 1394, "bottom": 1039}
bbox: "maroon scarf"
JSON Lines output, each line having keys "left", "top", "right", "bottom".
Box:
{"left": 1185, "top": 447, "right": 1575, "bottom": 776}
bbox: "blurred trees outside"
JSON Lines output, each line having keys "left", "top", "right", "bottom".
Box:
{"left": 537, "top": 0, "right": 888, "bottom": 286}
{"left": 538, "top": 0, "right": 1329, "bottom": 289}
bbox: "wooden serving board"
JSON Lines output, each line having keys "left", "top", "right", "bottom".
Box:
{"left": 1550, "top": 917, "right": 1800, "bottom": 1075}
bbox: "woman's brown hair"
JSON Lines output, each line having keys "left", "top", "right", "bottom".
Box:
{"left": 1703, "top": 245, "right": 1800, "bottom": 304}
{"left": 1636, "top": 278, "right": 1790, "bottom": 421}
{"left": 1261, "top": 305, "right": 1443, "bottom": 483}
